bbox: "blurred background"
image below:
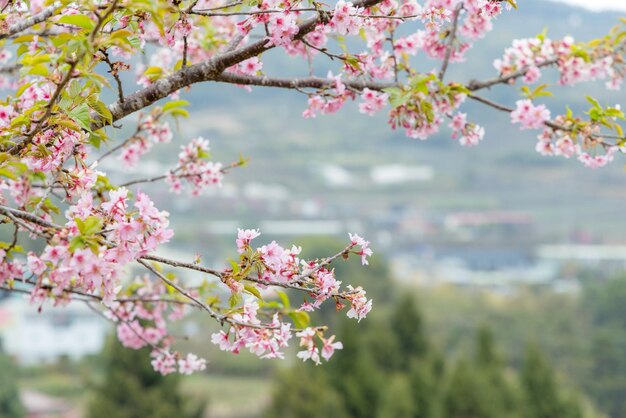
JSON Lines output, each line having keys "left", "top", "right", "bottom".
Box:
{"left": 2, "top": 0, "right": 626, "bottom": 417}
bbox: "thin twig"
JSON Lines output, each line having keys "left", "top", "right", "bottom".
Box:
{"left": 438, "top": 2, "right": 462, "bottom": 81}
{"left": 100, "top": 48, "right": 125, "bottom": 103}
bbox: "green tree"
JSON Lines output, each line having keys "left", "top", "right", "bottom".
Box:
{"left": 0, "top": 353, "right": 26, "bottom": 418}
{"left": 329, "top": 320, "right": 385, "bottom": 418}
{"left": 87, "top": 338, "right": 204, "bottom": 418}
{"left": 376, "top": 374, "right": 415, "bottom": 418}
{"left": 474, "top": 326, "right": 520, "bottom": 418}
{"left": 442, "top": 359, "right": 497, "bottom": 418}
{"left": 583, "top": 275, "right": 626, "bottom": 417}
{"left": 390, "top": 295, "right": 429, "bottom": 369}
{"left": 265, "top": 364, "right": 348, "bottom": 418}
{"left": 408, "top": 355, "right": 444, "bottom": 418}
{"left": 521, "top": 344, "right": 582, "bottom": 418}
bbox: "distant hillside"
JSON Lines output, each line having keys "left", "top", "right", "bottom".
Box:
{"left": 105, "top": 1, "right": 626, "bottom": 256}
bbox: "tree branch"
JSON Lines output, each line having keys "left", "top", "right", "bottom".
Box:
{"left": 467, "top": 58, "right": 559, "bottom": 91}
{"left": 0, "top": 1, "right": 62, "bottom": 40}
{"left": 94, "top": 0, "right": 384, "bottom": 130}
{"left": 213, "top": 72, "right": 397, "bottom": 91}
{"left": 438, "top": 2, "right": 463, "bottom": 81}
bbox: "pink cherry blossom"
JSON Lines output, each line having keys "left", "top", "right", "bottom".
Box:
{"left": 511, "top": 99, "right": 551, "bottom": 130}
{"left": 236, "top": 228, "right": 261, "bottom": 253}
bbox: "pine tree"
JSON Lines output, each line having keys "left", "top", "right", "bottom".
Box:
{"left": 320, "top": 319, "right": 385, "bottom": 418}
{"left": 87, "top": 338, "right": 204, "bottom": 418}
{"left": 376, "top": 374, "right": 415, "bottom": 418}
{"left": 521, "top": 343, "right": 581, "bottom": 418}
{"left": 265, "top": 364, "right": 348, "bottom": 418}
{"left": 442, "top": 359, "right": 497, "bottom": 418}
{"left": 390, "top": 295, "right": 429, "bottom": 369}
{"left": 0, "top": 353, "right": 26, "bottom": 418}
{"left": 408, "top": 355, "right": 442, "bottom": 418}
{"left": 474, "top": 326, "right": 520, "bottom": 418}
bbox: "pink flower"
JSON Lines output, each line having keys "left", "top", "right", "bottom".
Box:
{"left": 523, "top": 66, "right": 541, "bottom": 83}
{"left": 178, "top": 353, "right": 207, "bottom": 375}
{"left": 511, "top": 99, "right": 551, "bottom": 130}
{"left": 348, "top": 233, "right": 373, "bottom": 265}
{"left": 236, "top": 228, "right": 261, "bottom": 253}
{"left": 27, "top": 253, "right": 47, "bottom": 276}
{"left": 296, "top": 327, "right": 320, "bottom": 364}
{"left": 267, "top": 12, "right": 299, "bottom": 47}
{"left": 211, "top": 330, "right": 232, "bottom": 351}
{"left": 345, "top": 285, "right": 372, "bottom": 322}
{"left": 330, "top": 1, "right": 361, "bottom": 35}
{"left": 151, "top": 350, "right": 177, "bottom": 375}
{"left": 321, "top": 335, "right": 343, "bottom": 361}
{"left": 358, "top": 88, "right": 389, "bottom": 116}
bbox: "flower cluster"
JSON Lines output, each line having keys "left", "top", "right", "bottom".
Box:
{"left": 24, "top": 188, "right": 173, "bottom": 305}
{"left": 165, "top": 137, "right": 224, "bottom": 196}
{"left": 494, "top": 35, "right": 624, "bottom": 90}
{"left": 449, "top": 112, "right": 485, "bottom": 146}
{"left": 535, "top": 120, "right": 619, "bottom": 169}
{"left": 510, "top": 99, "right": 551, "bottom": 130}
{"left": 120, "top": 115, "right": 173, "bottom": 168}
{"left": 0, "top": 249, "right": 24, "bottom": 286}
{"left": 296, "top": 327, "right": 343, "bottom": 365}
{"left": 211, "top": 300, "right": 293, "bottom": 359}
{"left": 359, "top": 88, "right": 389, "bottom": 116}
{"left": 208, "top": 230, "right": 373, "bottom": 363}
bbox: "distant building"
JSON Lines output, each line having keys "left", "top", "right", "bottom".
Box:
{"left": 443, "top": 211, "right": 534, "bottom": 242}
{"left": 0, "top": 296, "right": 109, "bottom": 365}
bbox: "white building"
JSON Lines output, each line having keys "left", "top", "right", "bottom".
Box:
{"left": 0, "top": 296, "right": 109, "bottom": 365}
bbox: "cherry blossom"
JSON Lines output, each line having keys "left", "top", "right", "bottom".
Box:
{"left": 511, "top": 99, "right": 551, "bottom": 130}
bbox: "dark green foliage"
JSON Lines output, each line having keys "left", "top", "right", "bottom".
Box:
{"left": 267, "top": 294, "right": 594, "bottom": 418}
{"left": 520, "top": 344, "right": 584, "bottom": 418}
{"left": 376, "top": 374, "right": 415, "bottom": 418}
{"left": 328, "top": 320, "right": 385, "bottom": 418}
{"left": 87, "top": 338, "right": 204, "bottom": 418}
{"left": 264, "top": 364, "right": 348, "bottom": 418}
{"left": 391, "top": 295, "right": 429, "bottom": 369}
{"left": 583, "top": 276, "right": 626, "bottom": 418}
{"left": 408, "top": 357, "right": 441, "bottom": 418}
{"left": 0, "top": 353, "right": 26, "bottom": 418}
{"left": 442, "top": 359, "right": 496, "bottom": 418}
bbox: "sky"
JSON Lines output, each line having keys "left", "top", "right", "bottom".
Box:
{"left": 548, "top": 0, "right": 626, "bottom": 12}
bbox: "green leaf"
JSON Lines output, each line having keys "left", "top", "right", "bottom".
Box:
{"left": 276, "top": 290, "right": 290, "bottom": 308}
{"left": 228, "top": 259, "right": 240, "bottom": 274}
{"left": 89, "top": 99, "right": 112, "bottom": 124}
{"left": 57, "top": 14, "right": 96, "bottom": 30}
{"left": 75, "top": 216, "right": 103, "bottom": 236}
{"left": 0, "top": 167, "right": 17, "bottom": 180}
{"left": 288, "top": 311, "right": 310, "bottom": 329}
{"left": 69, "top": 236, "right": 86, "bottom": 252}
{"left": 229, "top": 293, "right": 243, "bottom": 308}
{"left": 68, "top": 103, "right": 91, "bottom": 131}
{"left": 244, "top": 284, "right": 263, "bottom": 300}
{"left": 28, "top": 64, "right": 49, "bottom": 77}
{"left": 586, "top": 96, "right": 602, "bottom": 109}
{"left": 162, "top": 100, "right": 190, "bottom": 113}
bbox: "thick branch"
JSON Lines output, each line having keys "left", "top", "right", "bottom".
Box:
{"left": 214, "top": 72, "right": 397, "bottom": 91}
{"left": 0, "top": 204, "right": 62, "bottom": 230}
{"left": 95, "top": 0, "right": 383, "bottom": 129}
{"left": 0, "top": 2, "right": 62, "bottom": 40}
{"left": 0, "top": 64, "right": 20, "bottom": 74}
